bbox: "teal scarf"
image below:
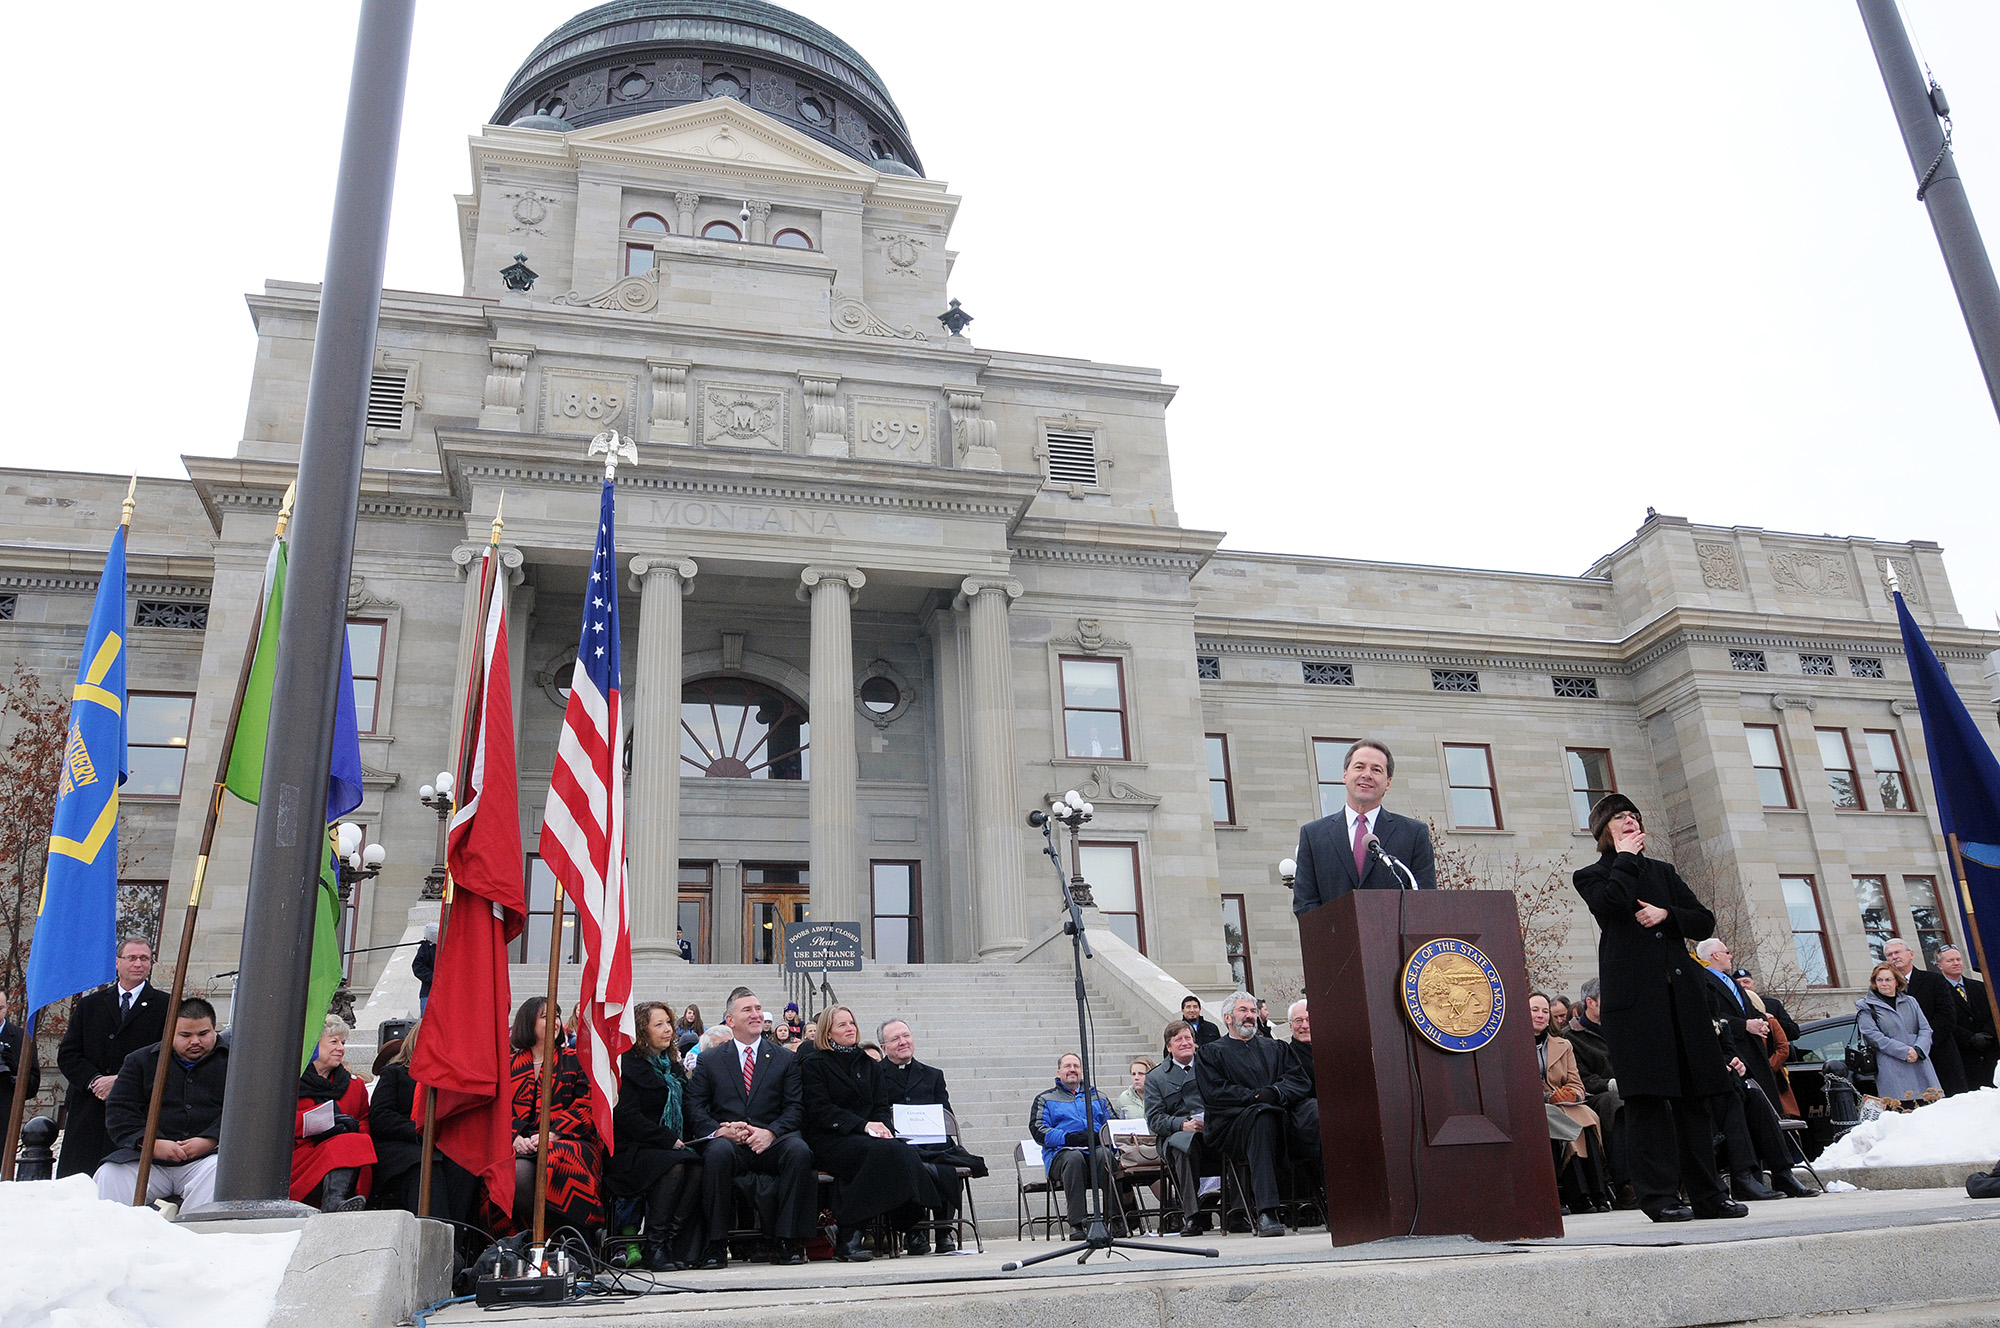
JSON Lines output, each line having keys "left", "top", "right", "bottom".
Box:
{"left": 642, "top": 1048, "right": 684, "bottom": 1139}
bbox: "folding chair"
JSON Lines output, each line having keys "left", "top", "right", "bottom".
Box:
{"left": 1102, "top": 1120, "right": 1163, "bottom": 1235}
{"left": 1778, "top": 1118, "right": 1827, "bottom": 1193}
{"left": 1014, "top": 1140, "right": 1060, "bottom": 1240}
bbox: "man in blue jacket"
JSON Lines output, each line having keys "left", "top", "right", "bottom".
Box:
{"left": 1029, "top": 1053, "right": 1120, "bottom": 1238}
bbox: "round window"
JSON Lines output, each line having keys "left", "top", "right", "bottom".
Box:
{"left": 619, "top": 73, "right": 650, "bottom": 100}
{"left": 860, "top": 676, "right": 900, "bottom": 715}
{"left": 798, "top": 97, "right": 826, "bottom": 124}
{"left": 708, "top": 74, "right": 742, "bottom": 100}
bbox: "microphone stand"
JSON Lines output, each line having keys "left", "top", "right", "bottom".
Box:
{"left": 1004, "top": 801, "right": 1215, "bottom": 1269}
{"left": 1367, "top": 838, "right": 1422, "bottom": 891}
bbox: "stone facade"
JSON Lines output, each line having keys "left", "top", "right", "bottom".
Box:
{"left": 4, "top": 44, "right": 1999, "bottom": 1029}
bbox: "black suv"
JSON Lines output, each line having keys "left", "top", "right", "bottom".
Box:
{"left": 1784, "top": 1014, "right": 1874, "bottom": 1157}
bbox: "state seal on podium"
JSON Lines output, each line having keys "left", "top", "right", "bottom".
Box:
{"left": 1401, "top": 938, "right": 1505, "bottom": 1052}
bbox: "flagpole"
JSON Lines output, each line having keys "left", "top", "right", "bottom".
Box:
{"left": 3, "top": 476, "right": 139, "bottom": 1182}
{"left": 1947, "top": 833, "right": 2000, "bottom": 1043}
{"left": 130, "top": 485, "right": 296, "bottom": 1204}
{"left": 532, "top": 887, "right": 564, "bottom": 1249}
{"left": 416, "top": 496, "right": 504, "bottom": 1217}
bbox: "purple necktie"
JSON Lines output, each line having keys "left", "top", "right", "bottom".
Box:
{"left": 1352, "top": 813, "right": 1369, "bottom": 880}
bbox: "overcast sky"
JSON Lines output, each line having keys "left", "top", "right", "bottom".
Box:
{"left": 10, "top": 2, "right": 1999, "bottom": 630}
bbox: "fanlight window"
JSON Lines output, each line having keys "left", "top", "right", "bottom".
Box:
{"left": 681, "top": 678, "right": 809, "bottom": 779}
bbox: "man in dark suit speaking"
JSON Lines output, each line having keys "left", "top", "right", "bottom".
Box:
{"left": 1291, "top": 738, "right": 1435, "bottom": 913}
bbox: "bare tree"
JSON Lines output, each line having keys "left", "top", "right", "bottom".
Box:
{"left": 0, "top": 666, "right": 76, "bottom": 1091}
{"left": 1429, "top": 820, "right": 1580, "bottom": 991}
{"left": 1664, "top": 837, "right": 1825, "bottom": 1019}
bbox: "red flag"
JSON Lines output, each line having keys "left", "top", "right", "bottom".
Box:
{"left": 538, "top": 479, "right": 633, "bottom": 1148}
{"left": 410, "top": 551, "right": 523, "bottom": 1213}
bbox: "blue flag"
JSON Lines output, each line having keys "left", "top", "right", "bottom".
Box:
{"left": 326, "top": 630, "right": 364, "bottom": 823}
{"left": 26, "top": 528, "right": 128, "bottom": 1019}
{"left": 1893, "top": 590, "right": 2000, "bottom": 977}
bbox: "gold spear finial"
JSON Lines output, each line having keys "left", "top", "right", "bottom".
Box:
{"left": 120, "top": 474, "right": 137, "bottom": 531}
{"left": 275, "top": 481, "right": 298, "bottom": 537}
{"left": 490, "top": 491, "right": 506, "bottom": 545}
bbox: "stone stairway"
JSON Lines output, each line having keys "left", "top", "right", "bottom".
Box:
{"left": 503, "top": 958, "right": 1163, "bottom": 1237}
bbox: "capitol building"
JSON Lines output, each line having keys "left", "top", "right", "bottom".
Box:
{"left": 6, "top": 0, "right": 1998, "bottom": 1038}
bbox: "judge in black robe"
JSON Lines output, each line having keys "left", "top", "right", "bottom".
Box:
{"left": 801, "top": 1007, "right": 938, "bottom": 1260}
{"left": 1194, "top": 995, "right": 1313, "bottom": 1233}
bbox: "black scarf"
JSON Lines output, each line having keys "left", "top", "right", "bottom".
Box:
{"left": 299, "top": 1063, "right": 350, "bottom": 1105}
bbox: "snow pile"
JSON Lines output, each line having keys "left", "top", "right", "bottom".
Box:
{"left": 1817, "top": 1085, "right": 2000, "bottom": 1170}
{"left": 0, "top": 1175, "right": 299, "bottom": 1328}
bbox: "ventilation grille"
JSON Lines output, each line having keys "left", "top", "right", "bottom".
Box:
{"left": 1303, "top": 662, "right": 1354, "bottom": 687}
{"left": 1730, "top": 650, "right": 1768, "bottom": 673}
{"left": 135, "top": 601, "right": 208, "bottom": 630}
{"left": 1552, "top": 675, "right": 1599, "bottom": 699}
{"left": 366, "top": 371, "right": 409, "bottom": 431}
{"left": 1044, "top": 429, "right": 1098, "bottom": 486}
{"left": 0, "top": 594, "right": 13, "bottom": 621}
{"left": 1849, "top": 656, "right": 1885, "bottom": 679}
{"left": 1431, "top": 669, "right": 1480, "bottom": 693}
{"left": 1196, "top": 655, "right": 1220, "bottom": 680}
{"left": 1799, "top": 653, "right": 1835, "bottom": 676}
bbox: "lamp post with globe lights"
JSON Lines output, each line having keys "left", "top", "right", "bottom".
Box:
{"left": 328, "top": 823, "right": 386, "bottom": 1025}
{"left": 417, "top": 770, "right": 455, "bottom": 900}
{"left": 1045, "top": 789, "right": 1096, "bottom": 907}
{"left": 1279, "top": 856, "right": 1297, "bottom": 892}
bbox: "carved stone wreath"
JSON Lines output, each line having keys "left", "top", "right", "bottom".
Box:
{"left": 878, "top": 231, "right": 926, "bottom": 276}
{"left": 505, "top": 190, "right": 560, "bottom": 236}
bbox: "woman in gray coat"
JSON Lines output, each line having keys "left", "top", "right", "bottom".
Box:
{"left": 1857, "top": 961, "right": 1941, "bottom": 1104}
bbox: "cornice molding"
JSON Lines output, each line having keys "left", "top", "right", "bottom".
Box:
{"left": 1194, "top": 636, "right": 1623, "bottom": 677}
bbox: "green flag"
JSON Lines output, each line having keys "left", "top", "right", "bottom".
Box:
{"left": 224, "top": 537, "right": 286, "bottom": 805}
{"left": 304, "top": 833, "right": 345, "bottom": 1071}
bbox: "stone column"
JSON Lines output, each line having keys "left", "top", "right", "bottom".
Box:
{"left": 799, "top": 566, "right": 866, "bottom": 926}
{"left": 958, "top": 577, "right": 1027, "bottom": 956}
{"left": 746, "top": 200, "right": 771, "bottom": 245}
{"left": 674, "top": 190, "right": 699, "bottom": 236}
{"left": 628, "top": 556, "right": 698, "bottom": 960}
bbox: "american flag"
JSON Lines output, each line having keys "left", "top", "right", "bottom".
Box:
{"left": 538, "top": 479, "right": 634, "bottom": 1148}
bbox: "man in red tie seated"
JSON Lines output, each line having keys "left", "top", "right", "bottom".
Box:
{"left": 685, "top": 986, "right": 817, "bottom": 1269}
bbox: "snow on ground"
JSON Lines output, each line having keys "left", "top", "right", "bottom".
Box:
{"left": 1817, "top": 1085, "right": 2000, "bottom": 1170}
{"left": 0, "top": 1175, "right": 299, "bottom": 1328}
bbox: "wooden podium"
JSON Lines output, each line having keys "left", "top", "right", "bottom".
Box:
{"left": 1300, "top": 888, "right": 1563, "bottom": 1245}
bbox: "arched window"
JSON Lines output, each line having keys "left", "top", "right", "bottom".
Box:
{"left": 681, "top": 678, "right": 808, "bottom": 779}
{"left": 540, "top": 97, "right": 568, "bottom": 119}
{"left": 701, "top": 220, "right": 741, "bottom": 242}
{"left": 628, "top": 213, "right": 669, "bottom": 233}
{"left": 708, "top": 74, "right": 743, "bottom": 100}
{"left": 772, "top": 228, "right": 813, "bottom": 250}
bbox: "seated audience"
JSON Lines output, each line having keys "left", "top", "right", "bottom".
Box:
{"left": 1858, "top": 961, "right": 1942, "bottom": 1105}
{"left": 1255, "top": 1000, "right": 1275, "bottom": 1039}
{"left": 771, "top": 1022, "right": 794, "bottom": 1049}
{"left": 1696, "top": 940, "right": 1811, "bottom": 1199}
{"left": 1145, "top": 1020, "right": 1215, "bottom": 1236}
{"left": 1116, "top": 1058, "right": 1153, "bottom": 1120}
{"left": 1195, "top": 991, "right": 1313, "bottom": 1237}
{"left": 0, "top": 990, "right": 39, "bottom": 1106}
{"left": 94, "top": 998, "right": 226, "bottom": 1210}
{"left": 878, "top": 1017, "right": 984, "bottom": 1253}
{"left": 1030, "top": 1052, "right": 1122, "bottom": 1239}
{"left": 685, "top": 986, "right": 817, "bottom": 1268}
{"left": 1181, "top": 995, "right": 1221, "bottom": 1047}
{"left": 610, "top": 1001, "right": 704, "bottom": 1271}
{"left": 1565, "top": 979, "right": 1630, "bottom": 1207}
{"left": 291, "top": 1015, "right": 375, "bottom": 1212}
{"left": 508, "top": 996, "right": 604, "bottom": 1233}
{"left": 368, "top": 1019, "right": 480, "bottom": 1221}
{"left": 784, "top": 1003, "right": 806, "bottom": 1042}
{"left": 1529, "top": 992, "right": 1609, "bottom": 1213}
{"left": 1284, "top": 999, "right": 1318, "bottom": 1137}
{"left": 802, "top": 1005, "right": 940, "bottom": 1262}
{"left": 1731, "top": 967, "right": 1799, "bottom": 1117}
{"left": 1548, "top": 996, "right": 1573, "bottom": 1035}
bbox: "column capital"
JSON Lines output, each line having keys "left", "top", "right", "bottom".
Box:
{"left": 629, "top": 555, "right": 698, "bottom": 594}
{"left": 797, "top": 565, "right": 866, "bottom": 603}
{"left": 954, "top": 576, "right": 1023, "bottom": 610}
{"left": 452, "top": 542, "right": 525, "bottom": 586}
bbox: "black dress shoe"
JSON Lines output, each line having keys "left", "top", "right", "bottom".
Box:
{"left": 834, "top": 1228, "right": 873, "bottom": 1263}
{"left": 936, "top": 1229, "right": 957, "bottom": 1253}
{"left": 1643, "top": 1205, "right": 1694, "bottom": 1223}
{"left": 903, "top": 1230, "right": 931, "bottom": 1256}
{"left": 1772, "top": 1170, "right": 1816, "bottom": 1198}
{"left": 1732, "top": 1171, "right": 1783, "bottom": 1202}
{"left": 774, "top": 1240, "right": 807, "bottom": 1266}
{"left": 1255, "top": 1212, "right": 1285, "bottom": 1238}
{"left": 1693, "top": 1199, "right": 1750, "bottom": 1219}
{"left": 696, "top": 1244, "right": 729, "bottom": 1270}
{"left": 1183, "top": 1213, "right": 1212, "bottom": 1237}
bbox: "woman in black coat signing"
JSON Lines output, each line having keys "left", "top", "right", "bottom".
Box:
{"left": 802, "top": 1005, "right": 939, "bottom": 1262}
{"left": 1573, "top": 794, "right": 1744, "bottom": 1224}
{"left": 610, "top": 1002, "right": 705, "bottom": 1271}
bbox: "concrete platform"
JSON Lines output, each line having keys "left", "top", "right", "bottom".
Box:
{"left": 426, "top": 1187, "right": 2000, "bottom": 1328}
{"left": 1818, "top": 1161, "right": 1993, "bottom": 1191}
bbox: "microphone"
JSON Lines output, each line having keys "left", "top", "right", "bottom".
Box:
{"left": 1365, "top": 834, "right": 1420, "bottom": 891}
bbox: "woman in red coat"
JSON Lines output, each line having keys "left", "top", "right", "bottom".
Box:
{"left": 291, "top": 1016, "right": 376, "bottom": 1211}
{"left": 509, "top": 996, "right": 605, "bottom": 1234}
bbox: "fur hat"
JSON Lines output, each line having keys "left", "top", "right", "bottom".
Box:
{"left": 1587, "top": 792, "right": 1642, "bottom": 845}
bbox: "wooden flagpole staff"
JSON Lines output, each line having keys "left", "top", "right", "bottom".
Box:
{"left": 532, "top": 886, "right": 564, "bottom": 1249}
{"left": 2, "top": 478, "right": 140, "bottom": 1180}
{"left": 1946, "top": 834, "right": 2000, "bottom": 1045}
{"left": 416, "top": 496, "right": 505, "bottom": 1217}
{"left": 131, "top": 484, "right": 295, "bottom": 1204}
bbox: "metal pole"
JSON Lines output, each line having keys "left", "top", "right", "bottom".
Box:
{"left": 209, "top": 0, "right": 415, "bottom": 1213}
{"left": 136, "top": 491, "right": 295, "bottom": 1203}
{"left": 1857, "top": 0, "right": 2000, "bottom": 424}
{"left": 532, "top": 894, "right": 565, "bottom": 1248}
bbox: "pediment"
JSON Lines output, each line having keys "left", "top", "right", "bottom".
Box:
{"left": 568, "top": 101, "right": 874, "bottom": 180}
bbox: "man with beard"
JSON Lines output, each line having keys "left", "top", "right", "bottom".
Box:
{"left": 1195, "top": 991, "right": 1312, "bottom": 1237}
{"left": 95, "top": 999, "right": 227, "bottom": 1209}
